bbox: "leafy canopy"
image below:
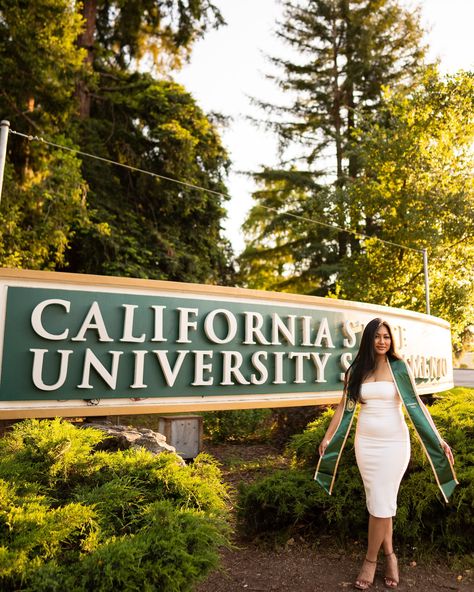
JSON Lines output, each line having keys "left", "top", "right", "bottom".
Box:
{"left": 0, "top": 0, "right": 234, "bottom": 284}
{"left": 338, "top": 69, "right": 474, "bottom": 348}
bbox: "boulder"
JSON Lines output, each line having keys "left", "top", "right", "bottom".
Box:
{"left": 82, "top": 422, "right": 185, "bottom": 463}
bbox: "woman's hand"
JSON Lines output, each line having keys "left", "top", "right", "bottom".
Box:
{"left": 441, "top": 440, "right": 454, "bottom": 465}
{"left": 319, "top": 438, "right": 330, "bottom": 457}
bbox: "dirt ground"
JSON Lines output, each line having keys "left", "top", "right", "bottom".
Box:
{"left": 195, "top": 443, "right": 474, "bottom": 592}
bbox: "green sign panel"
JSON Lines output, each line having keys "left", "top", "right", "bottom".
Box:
{"left": 0, "top": 269, "right": 454, "bottom": 416}
{"left": 0, "top": 286, "right": 348, "bottom": 401}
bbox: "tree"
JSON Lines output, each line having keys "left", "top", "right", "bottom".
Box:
{"left": 64, "top": 73, "right": 228, "bottom": 282}
{"left": 0, "top": 0, "right": 85, "bottom": 135}
{"left": 0, "top": 147, "right": 89, "bottom": 270}
{"left": 0, "top": 1, "right": 234, "bottom": 284}
{"left": 69, "top": 0, "right": 231, "bottom": 282}
{"left": 338, "top": 70, "right": 474, "bottom": 348}
{"left": 240, "top": 0, "right": 426, "bottom": 294}
{"left": 76, "top": 0, "right": 224, "bottom": 117}
{"left": 94, "top": 0, "right": 224, "bottom": 68}
{"left": 0, "top": 0, "right": 92, "bottom": 268}
{"left": 68, "top": 72, "right": 234, "bottom": 283}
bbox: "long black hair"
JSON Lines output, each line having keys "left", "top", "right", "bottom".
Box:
{"left": 346, "top": 318, "right": 400, "bottom": 402}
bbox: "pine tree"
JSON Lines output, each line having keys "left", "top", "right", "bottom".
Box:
{"left": 240, "top": 0, "right": 426, "bottom": 294}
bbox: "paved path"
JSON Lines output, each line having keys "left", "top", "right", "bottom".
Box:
{"left": 453, "top": 369, "right": 474, "bottom": 387}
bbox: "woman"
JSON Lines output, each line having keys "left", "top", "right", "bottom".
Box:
{"left": 315, "top": 318, "right": 456, "bottom": 589}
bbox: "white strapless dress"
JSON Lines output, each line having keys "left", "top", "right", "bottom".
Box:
{"left": 354, "top": 381, "right": 410, "bottom": 518}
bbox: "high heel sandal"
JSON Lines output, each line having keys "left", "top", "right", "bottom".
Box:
{"left": 354, "top": 557, "right": 377, "bottom": 590}
{"left": 384, "top": 552, "right": 399, "bottom": 588}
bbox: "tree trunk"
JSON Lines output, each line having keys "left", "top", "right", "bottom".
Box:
{"left": 76, "top": 0, "right": 98, "bottom": 119}
{"left": 330, "top": 13, "right": 348, "bottom": 261}
{"left": 331, "top": 23, "right": 343, "bottom": 185}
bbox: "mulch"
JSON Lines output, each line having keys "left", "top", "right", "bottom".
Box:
{"left": 195, "top": 443, "right": 474, "bottom": 592}
{"left": 196, "top": 540, "right": 473, "bottom": 591}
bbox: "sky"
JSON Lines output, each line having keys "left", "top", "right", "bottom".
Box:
{"left": 175, "top": 0, "right": 474, "bottom": 255}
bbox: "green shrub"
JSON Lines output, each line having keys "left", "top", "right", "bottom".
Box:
{"left": 73, "top": 501, "right": 227, "bottom": 592}
{"left": 238, "top": 388, "right": 474, "bottom": 557}
{"left": 237, "top": 466, "right": 367, "bottom": 541}
{"left": 0, "top": 417, "right": 105, "bottom": 491}
{"left": 202, "top": 408, "right": 272, "bottom": 443}
{"left": 394, "top": 388, "right": 474, "bottom": 554}
{"left": 0, "top": 419, "right": 229, "bottom": 591}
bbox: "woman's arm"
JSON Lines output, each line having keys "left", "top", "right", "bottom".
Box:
{"left": 318, "top": 395, "right": 346, "bottom": 457}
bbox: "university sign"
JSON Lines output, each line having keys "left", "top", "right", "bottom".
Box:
{"left": 0, "top": 269, "right": 453, "bottom": 419}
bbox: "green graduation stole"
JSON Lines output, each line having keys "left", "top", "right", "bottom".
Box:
{"left": 314, "top": 358, "right": 458, "bottom": 502}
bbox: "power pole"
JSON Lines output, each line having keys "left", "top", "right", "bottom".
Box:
{"left": 422, "top": 248, "right": 430, "bottom": 315}
{"left": 0, "top": 120, "right": 10, "bottom": 205}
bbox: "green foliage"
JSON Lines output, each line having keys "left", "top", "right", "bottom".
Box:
{"left": 203, "top": 409, "right": 273, "bottom": 443}
{"left": 70, "top": 501, "right": 227, "bottom": 592}
{"left": 0, "top": 1, "right": 234, "bottom": 284}
{"left": 240, "top": 0, "right": 426, "bottom": 294}
{"left": 337, "top": 70, "right": 474, "bottom": 348}
{"left": 0, "top": 419, "right": 229, "bottom": 591}
{"left": 0, "top": 0, "right": 85, "bottom": 125}
{"left": 0, "top": 417, "right": 105, "bottom": 487}
{"left": 238, "top": 388, "right": 474, "bottom": 556}
{"left": 69, "top": 72, "right": 234, "bottom": 283}
{"left": 92, "top": 0, "right": 224, "bottom": 72}
{"left": 0, "top": 0, "right": 94, "bottom": 271}
{"left": 0, "top": 149, "right": 91, "bottom": 270}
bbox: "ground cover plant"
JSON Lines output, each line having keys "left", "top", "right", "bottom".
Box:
{"left": 0, "top": 418, "right": 229, "bottom": 591}
{"left": 202, "top": 409, "right": 273, "bottom": 443}
{"left": 238, "top": 388, "right": 473, "bottom": 560}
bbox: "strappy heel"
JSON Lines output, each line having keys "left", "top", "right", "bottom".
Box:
{"left": 354, "top": 556, "right": 377, "bottom": 590}
{"left": 384, "top": 552, "right": 399, "bottom": 588}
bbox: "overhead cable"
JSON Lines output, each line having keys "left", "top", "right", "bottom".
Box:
{"left": 8, "top": 127, "right": 423, "bottom": 254}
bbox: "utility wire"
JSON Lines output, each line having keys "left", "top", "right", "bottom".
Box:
{"left": 9, "top": 127, "right": 423, "bottom": 254}
{"left": 253, "top": 204, "right": 423, "bottom": 253}
{"left": 9, "top": 129, "right": 226, "bottom": 198}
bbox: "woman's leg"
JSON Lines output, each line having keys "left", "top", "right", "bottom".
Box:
{"left": 381, "top": 516, "right": 393, "bottom": 555}
{"left": 356, "top": 515, "right": 391, "bottom": 587}
{"left": 367, "top": 515, "right": 390, "bottom": 560}
{"left": 380, "top": 517, "right": 399, "bottom": 587}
